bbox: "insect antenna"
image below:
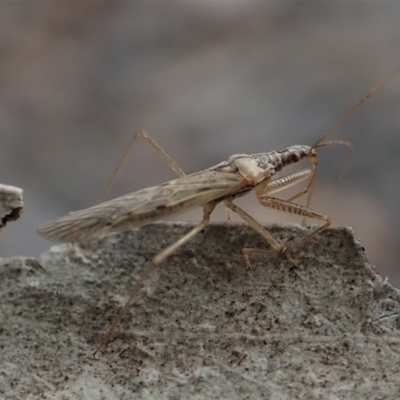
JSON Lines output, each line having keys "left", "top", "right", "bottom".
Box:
{"left": 302, "top": 66, "right": 400, "bottom": 223}
{"left": 314, "top": 139, "right": 353, "bottom": 179}
{"left": 312, "top": 66, "right": 400, "bottom": 148}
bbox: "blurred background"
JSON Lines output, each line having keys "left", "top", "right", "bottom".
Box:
{"left": 1, "top": 2, "right": 400, "bottom": 284}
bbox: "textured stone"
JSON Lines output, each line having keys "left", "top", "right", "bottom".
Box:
{"left": 1, "top": 222, "right": 400, "bottom": 399}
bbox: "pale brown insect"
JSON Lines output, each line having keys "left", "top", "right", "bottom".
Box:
{"left": 37, "top": 67, "right": 400, "bottom": 355}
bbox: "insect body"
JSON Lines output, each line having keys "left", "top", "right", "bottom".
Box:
{"left": 38, "top": 145, "right": 316, "bottom": 244}
{"left": 37, "top": 67, "right": 400, "bottom": 355}
{"left": 38, "top": 141, "right": 327, "bottom": 270}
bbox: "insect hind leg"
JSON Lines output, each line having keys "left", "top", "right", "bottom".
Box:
{"left": 93, "top": 201, "right": 217, "bottom": 356}
{"left": 97, "top": 130, "right": 186, "bottom": 204}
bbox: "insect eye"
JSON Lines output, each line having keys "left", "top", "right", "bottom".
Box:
{"left": 290, "top": 153, "right": 300, "bottom": 163}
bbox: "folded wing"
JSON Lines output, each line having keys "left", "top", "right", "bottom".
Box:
{"left": 37, "top": 169, "right": 245, "bottom": 242}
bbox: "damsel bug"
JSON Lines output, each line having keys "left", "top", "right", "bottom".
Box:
{"left": 38, "top": 67, "right": 400, "bottom": 355}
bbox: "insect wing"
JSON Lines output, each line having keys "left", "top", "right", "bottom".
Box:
{"left": 37, "top": 170, "right": 244, "bottom": 242}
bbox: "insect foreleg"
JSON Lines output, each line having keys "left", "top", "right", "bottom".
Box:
{"left": 255, "top": 181, "right": 330, "bottom": 260}
{"left": 97, "top": 130, "right": 185, "bottom": 204}
{"left": 260, "top": 169, "right": 314, "bottom": 228}
{"left": 225, "top": 172, "right": 331, "bottom": 268}
{"left": 93, "top": 200, "right": 217, "bottom": 356}
{"left": 265, "top": 169, "right": 312, "bottom": 196}
{"left": 285, "top": 153, "right": 318, "bottom": 227}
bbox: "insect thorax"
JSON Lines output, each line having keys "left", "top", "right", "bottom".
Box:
{"left": 251, "top": 151, "right": 285, "bottom": 174}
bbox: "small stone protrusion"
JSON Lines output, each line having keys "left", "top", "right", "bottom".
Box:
{"left": 0, "top": 184, "right": 24, "bottom": 231}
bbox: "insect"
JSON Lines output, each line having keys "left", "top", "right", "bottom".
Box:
{"left": 37, "top": 67, "right": 400, "bottom": 355}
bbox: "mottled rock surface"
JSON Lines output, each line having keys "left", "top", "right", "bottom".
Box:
{"left": 1, "top": 223, "right": 399, "bottom": 399}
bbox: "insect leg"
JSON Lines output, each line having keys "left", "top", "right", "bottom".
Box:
{"left": 286, "top": 141, "right": 352, "bottom": 227}
{"left": 243, "top": 170, "right": 312, "bottom": 263}
{"left": 225, "top": 170, "right": 324, "bottom": 268}
{"left": 223, "top": 198, "right": 294, "bottom": 268}
{"left": 265, "top": 169, "right": 312, "bottom": 196}
{"left": 253, "top": 180, "right": 330, "bottom": 262}
{"left": 97, "top": 130, "right": 185, "bottom": 204}
{"left": 257, "top": 198, "right": 330, "bottom": 249}
{"left": 93, "top": 200, "right": 217, "bottom": 356}
{"left": 224, "top": 167, "right": 312, "bottom": 227}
